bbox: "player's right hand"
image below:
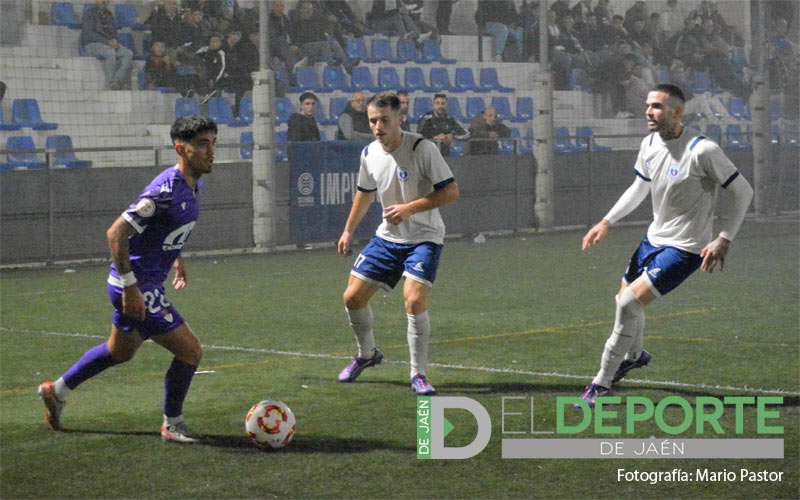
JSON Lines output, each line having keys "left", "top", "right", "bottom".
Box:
{"left": 122, "top": 286, "right": 146, "bottom": 321}
{"left": 582, "top": 219, "right": 610, "bottom": 251}
{"left": 338, "top": 231, "right": 353, "bottom": 256}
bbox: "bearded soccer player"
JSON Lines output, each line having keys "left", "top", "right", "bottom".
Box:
{"left": 38, "top": 116, "right": 218, "bottom": 442}
{"left": 578, "top": 84, "right": 753, "bottom": 406}
{"left": 336, "top": 92, "right": 460, "bottom": 395}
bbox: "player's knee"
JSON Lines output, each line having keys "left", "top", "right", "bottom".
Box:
{"left": 343, "top": 290, "right": 367, "bottom": 310}
{"left": 109, "top": 347, "right": 136, "bottom": 363}
{"left": 616, "top": 287, "right": 644, "bottom": 319}
{"left": 404, "top": 295, "right": 426, "bottom": 315}
{"left": 188, "top": 344, "right": 203, "bottom": 365}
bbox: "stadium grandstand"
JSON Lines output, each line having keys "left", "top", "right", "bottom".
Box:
{"left": 0, "top": 0, "right": 797, "bottom": 264}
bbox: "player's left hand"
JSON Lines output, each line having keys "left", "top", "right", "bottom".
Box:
{"left": 383, "top": 204, "right": 413, "bottom": 225}
{"left": 700, "top": 236, "right": 730, "bottom": 273}
{"left": 172, "top": 258, "right": 188, "bottom": 290}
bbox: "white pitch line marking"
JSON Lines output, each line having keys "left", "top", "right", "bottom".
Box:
{"left": 3, "top": 326, "right": 798, "bottom": 397}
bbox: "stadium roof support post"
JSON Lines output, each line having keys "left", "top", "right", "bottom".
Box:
{"left": 750, "top": 0, "right": 773, "bottom": 216}
{"left": 251, "top": 1, "right": 278, "bottom": 251}
{"left": 533, "top": 0, "right": 554, "bottom": 229}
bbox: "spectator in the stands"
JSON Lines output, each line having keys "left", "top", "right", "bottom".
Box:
{"left": 221, "top": 30, "right": 252, "bottom": 115}
{"left": 468, "top": 106, "right": 511, "bottom": 156}
{"left": 324, "top": 1, "right": 368, "bottom": 37}
{"left": 195, "top": 33, "right": 226, "bottom": 103}
{"left": 550, "top": 0, "right": 572, "bottom": 23}
{"left": 398, "top": 90, "right": 412, "bottom": 132}
{"left": 336, "top": 92, "right": 373, "bottom": 141}
{"left": 623, "top": 1, "right": 648, "bottom": 33}
{"left": 660, "top": 0, "right": 686, "bottom": 37}
{"left": 290, "top": 1, "right": 351, "bottom": 72}
{"left": 80, "top": 0, "right": 133, "bottom": 90}
{"left": 367, "top": 1, "right": 420, "bottom": 40}
{"left": 437, "top": 0, "right": 456, "bottom": 35}
{"left": 145, "top": 0, "right": 184, "bottom": 53}
{"left": 628, "top": 16, "right": 652, "bottom": 49}
{"left": 179, "top": 9, "right": 211, "bottom": 53}
{"left": 769, "top": 17, "right": 798, "bottom": 92}
{"left": 144, "top": 41, "right": 177, "bottom": 90}
{"left": 620, "top": 58, "right": 650, "bottom": 116}
{"left": 593, "top": 0, "right": 614, "bottom": 23}
{"left": 604, "top": 15, "right": 630, "bottom": 45}
{"left": 268, "top": 1, "right": 297, "bottom": 76}
{"left": 576, "top": 13, "right": 608, "bottom": 51}
{"left": 521, "top": 0, "right": 540, "bottom": 61}
{"left": 570, "top": 0, "right": 593, "bottom": 25}
{"left": 475, "top": 0, "right": 523, "bottom": 62}
{"left": 419, "top": 93, "right": 470, "bottom": 156}
{"left": 288, "top": 92, "right": 321, "bottom": 142}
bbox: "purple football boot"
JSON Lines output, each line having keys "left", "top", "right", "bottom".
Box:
{"left": 612, "top": 350, "right": 652, "bottom": 384}
{"left": 410, "top": 374, "right": 437, "bottom": 395}
{"left": 337, "top": 348, "right": 384, "bottom": 383}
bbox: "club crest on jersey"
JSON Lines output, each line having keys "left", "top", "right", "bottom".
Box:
{"left": 135, "top": 198, "right": 156, "bottom": 217}
{"left": 397, "top": 168, "right": 409, "bottom": 182}
{"left": 669, "top": 164, "right": 680, "bottom": 177}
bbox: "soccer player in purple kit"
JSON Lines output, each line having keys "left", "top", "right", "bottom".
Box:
{"left": 37, "top": 116, "right": 218, "bottom": 443}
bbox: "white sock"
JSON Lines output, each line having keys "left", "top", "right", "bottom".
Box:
{"left": 54, "top": 377, "right": 71, "bottom": 401}
{"left": 407, "top": 311, "right": 431, "bottom": 378}
{"left": 346, "top": 306, "right": 375, "bottom": 358}
{"left": 626, "top": 313, "right": 645, "bottom": 361}
{"left": 593, "top": 288, "right": 644, "bottom": 388}
{"left": 164, "top": 414, "right": 184, "bottom": 426}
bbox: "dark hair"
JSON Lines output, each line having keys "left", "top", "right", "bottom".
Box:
{"left": 433, "top": 93, "right": 447, "bottom": 100}
{"left": 299, "top": 91, "right": 318, "bottom": 103}
{"left": 653, "top": 83, "right": 686, "bottom": 103}
{"left": 367, "top": 92, "right": 401, "bottom": 110}
{"left": 170, "top": 116, "right": 218, "bottom": 144}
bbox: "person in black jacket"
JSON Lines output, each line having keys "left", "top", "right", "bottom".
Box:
{"left": 418, "top": 93, "right": 469, "bottom": 156}
{"left": 288, "top": 92, "right": 321, "bottom": 142}
{"left": 468, "top": 106, "right": 511, "bottom": 155}
{"left": 475, "top": 0, "right": 523, "bottom": 61}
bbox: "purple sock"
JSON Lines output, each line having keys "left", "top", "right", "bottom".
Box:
{"left": 62, "top": 343, "right": 118, "bottom": 390}
{"left": 163, "top": 358, "right": 197, "bottom": 418}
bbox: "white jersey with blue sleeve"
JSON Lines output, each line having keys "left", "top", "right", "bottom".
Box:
{"left": 636, "top": 132, "right": 741, "bottom": 254}
{"left": 357, "top": 132, "right": 455, "bottom": 245}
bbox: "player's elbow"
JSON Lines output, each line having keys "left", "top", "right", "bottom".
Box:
{"left": 447, "top": 182, "right": 460, "bottom": 203}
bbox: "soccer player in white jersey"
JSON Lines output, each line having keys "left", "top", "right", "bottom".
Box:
{"left": 336, "top": 92, "right": 460, "bottom": 395}
{"left": 579, "top": 84, "right": 754, "bottom": 406}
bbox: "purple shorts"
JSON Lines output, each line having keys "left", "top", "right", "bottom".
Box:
{"left": 107, "top": 283, "right": 184, "bottom": 339}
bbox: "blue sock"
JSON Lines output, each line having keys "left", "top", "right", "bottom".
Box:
{"left": 62, "top": 343, "right": 118, "bottom": 390}
{"left": 163, "top": 358, "right": 197, "bottom": 418}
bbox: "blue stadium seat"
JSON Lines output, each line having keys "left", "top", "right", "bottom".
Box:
{"left": 705, "top": 124, "right": 722, "bottom": 144}
{"left": 465, "top": 96, "right": 485, "bottom": 121}
{"left": 0, "top": 108, "right": 22, "bottom": 131}
{"left": 207, "top": 97, "right": 246, "bottom": 127}
{"left": 314, "top": 101, "right": 330, "bottom": 126}
{"left": 275, "top": 130, "right": 288, "bottom": 162}
{"left": 345, "top": 37, "right": 368, "bottom": 62}
{"left": 413, "top": 97, "right": 432, "bottom": 122}
{"left": 515, "top": 128, "right": 534, "bottom": 155}
{"left": 446, "top": 98, "right": 467, "bottom": 123}
{"left": 240, "top": 131, "right": 253, "bottom": 160}
{"left": 576, "top": 127, "right": 611, "bottom": 152}
{"left": 498, "top": 132, "right": 515, "bottom": 156}
{"left": 479, "top": 68, "right": 513, "bottom": 93}
{"left": 691, "top": 71, "right": 711, "bottom": 95}
{"left": 238, "top": 95, "right": 253, "bottom": 126}
{"left": 4, "top": 136, "right": 46, "bottom": 169}
{"left": 116, "top": 32, "right": 141, "bottom": 60}
{"left": 175, "top": 65, "right": 197, "bottom": 77}
{"left": 404, "top": 67, "right": 428, "bottom": 92}
{"left": 514, "top": 97, "right": 533, "bottom": 123}
{"left": 367, "top": 38, "right": 394, "bottom": 63}
{"left": 453, "top": 68, "right": 479, "bottom": 93}
{"left": 656, "top": 66, "right": 670, "bottom": 84}
{"left": 321, "top": 64, "right": 349, "bottom": 92}
{"left": 490, "top": 96, "right": 513, "bottom": 122}
{"left": 294, "top": 66, "right": 320, "bottom": 92}
{"left": 12, "top": 99, "right": 58, "bottom": 130}
{"left": 396, "top": 39, "right": 418, "bottom": 63}
{"left": 350, "top": 66, "right": 377, "bottom": 92}
{"left": 175, "top": 97, "right": 200, "bottom": 119}
{"left": 449, "top": 140, "right": 466, "bottom": 157}
{"left": 728, "top": 97, "right": 749, "bottom": 120}
{"left": 771, "top": 124, "right": 780, "bottom": 145}
{"left": 555, "top": 127, "right": 578, "bottom": 154}
{"left": 51, "top": 2, "right": 81, "bottom": 29}
{"left": 429, "top": 67, "right": 451, "bottom": 92}
{"left": 328, "top": 97, "right": 349, "bottom": 124}
{"left": 725, "top": 124, "right": 751, "bottom": 151}
{"left": 417, "top": 39, "right": 455, "bottom": 64}
{"left": 45, "top": 135, "right": 92, "bottom": 168}
{"left": 377, "top": 67, "right": 401, "bottom": 91}
{"left": 275, "top": 97, "right": 292, "bottom": 125}
{"left": 114, "top": 4, "right": 145, "bottom": 30}
{"left": 730, "top": 47, "right": 747, "bottom": 68}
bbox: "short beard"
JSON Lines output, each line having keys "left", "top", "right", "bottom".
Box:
{"left": 658, "top": 121, "right": 683, "bottom": 140}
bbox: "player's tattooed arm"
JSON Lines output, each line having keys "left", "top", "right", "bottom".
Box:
{"left": 107, "top": 217, "right": 146, "bottom": 320}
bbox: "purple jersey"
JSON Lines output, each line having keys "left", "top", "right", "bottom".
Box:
{"left": 107, "top": 165, "right": 201, "bottom": 287}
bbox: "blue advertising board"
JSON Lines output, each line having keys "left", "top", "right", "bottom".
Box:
{"left": 289, "top": 141, "right": 382, "bottom": 243}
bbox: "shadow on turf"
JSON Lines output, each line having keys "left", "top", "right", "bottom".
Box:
{"left": 360, "top": 380, "right": 800, "bottom": 406}
{"left": 62, "top": 429, "right": 414, "bottom": 453}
